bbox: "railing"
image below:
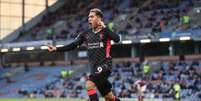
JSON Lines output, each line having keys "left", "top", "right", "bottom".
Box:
{"left": 9, "top": 54, "right": 201, "bottom": 67}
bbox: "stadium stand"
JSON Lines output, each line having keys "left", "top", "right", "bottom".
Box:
{"left": 14, "top": 0, "right": 201, "bottom": 42}
{"left": 0, "top": 60, "right": 200, "bottom": 100}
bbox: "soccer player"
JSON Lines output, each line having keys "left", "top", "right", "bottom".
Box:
{"left": 48, "top": 8, "right": 121, "bottom": 101}
{"left": 134, "top": 79, "right": 147, "bottom": 101}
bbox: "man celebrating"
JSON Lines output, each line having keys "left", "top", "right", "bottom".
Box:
{"left": 134, "top": 79, "right": 147, "bottom": 101}
{"left": 48, "top": 8, "right": 120, "bottom": 101}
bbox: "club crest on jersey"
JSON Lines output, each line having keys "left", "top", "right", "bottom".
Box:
{"left": 100, "top": 42, "right": 104, "bottom": 47}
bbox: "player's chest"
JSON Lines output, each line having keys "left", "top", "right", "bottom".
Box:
{"left": 87, "top": 32, "right": 104, "bottom": 42}
{"left": 85, "top": 32, "right": 105, "bottom": 49}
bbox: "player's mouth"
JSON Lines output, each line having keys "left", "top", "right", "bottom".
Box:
{"left": 89, "top": 22, "right": 92, "bottom": 26}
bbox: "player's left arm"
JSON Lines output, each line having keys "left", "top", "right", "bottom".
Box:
{"left": 106, "top": 27, "right": 120, "bottom": 42}
{"left": 99, "top": 20, "right": 120, "bottom": 42}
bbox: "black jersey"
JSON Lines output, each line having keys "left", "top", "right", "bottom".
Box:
{"left": 57, "top": 27, "right": 120, "bottom": 74}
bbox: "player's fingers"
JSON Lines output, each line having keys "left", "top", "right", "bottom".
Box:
{"left": 47, "top": 47, "right": 53, "bottom": 52}
{"left": 47, "top": 45, "right": 56, "bottom": 52}
{"left": 47, "top": 45, "right": 54, "bottom": 49}
{"left": 98, "top": 19, "right": 105, "bottom": 28}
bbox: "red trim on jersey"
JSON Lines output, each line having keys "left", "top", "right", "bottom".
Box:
{"left": 106, "top": 37, "right": 111, "bottom": 58}
{"left": 87, "top": 89, "right": 97, "bottom": 95}
{"left": 99, "top": 31, "right": 111, "bottom": 58}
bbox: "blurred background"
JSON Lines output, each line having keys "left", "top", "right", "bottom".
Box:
{"left": 0, "top": 0, "right": 201, "bottom": 100}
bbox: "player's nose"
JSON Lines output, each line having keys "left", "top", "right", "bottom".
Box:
{"left": 88, "top": 18, "right": 91, "bottom": 22}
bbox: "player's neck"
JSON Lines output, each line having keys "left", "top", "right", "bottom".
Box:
{"left": 92, "top": 25, "right": 103, "bottom": 33}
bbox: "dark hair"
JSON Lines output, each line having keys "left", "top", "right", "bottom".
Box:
{"left": 90, "top": 8, "right": 103, "bottom": 20}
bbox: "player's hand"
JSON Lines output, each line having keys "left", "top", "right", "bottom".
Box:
{"left": 47, "top": 45, "right": 57, "bottom": 52}
{"left": 98, "top": 19, "right": 106, "bottom": 28}
{"left": 100, "top": 21, "right": 106, "bottom": 28}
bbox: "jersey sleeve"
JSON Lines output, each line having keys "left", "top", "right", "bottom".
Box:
{"left": 56, "top": 32, "right": 85, "bottom": 52}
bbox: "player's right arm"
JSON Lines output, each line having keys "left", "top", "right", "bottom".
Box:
{"left": 48, "top": 33, "right": 84, "bottom": 52}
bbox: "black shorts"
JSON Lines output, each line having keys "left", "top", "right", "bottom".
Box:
{"left": 89, "top": 70, "right": 112, "bottom": 96}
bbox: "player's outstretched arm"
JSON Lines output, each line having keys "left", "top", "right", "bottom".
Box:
{"left": 47, "top": 33, "right": 84, "bottom": 52}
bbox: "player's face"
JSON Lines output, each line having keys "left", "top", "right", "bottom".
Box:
{"left": 88, "top": 12, "right": 100, "bottom": 28}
